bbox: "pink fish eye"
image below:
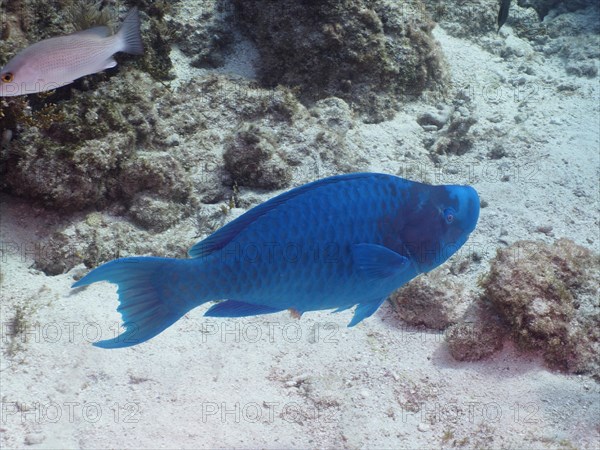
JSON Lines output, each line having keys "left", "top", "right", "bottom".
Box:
{"left": 443, "top": 207, "right": 455, "bottom": 224}
{"left": 1, "top": 72, "right": 14, "bottom": 83}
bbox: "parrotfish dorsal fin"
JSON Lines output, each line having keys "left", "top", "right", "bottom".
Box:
{"left": 188, "top": 172, "right": 381, "bottom": 259}
{"left": 71, "top": 26, "right": 112, "bottom": 38}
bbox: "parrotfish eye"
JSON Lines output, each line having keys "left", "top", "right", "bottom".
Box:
{"left": 1, "top": 72, "right": 14, "bottom": 83}
{"left": 443, "top": 208, "right": 455, "bottom": 224}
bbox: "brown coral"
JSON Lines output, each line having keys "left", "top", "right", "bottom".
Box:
{"left": 223, "top": 124, "right": 292, "bottom": 190}
{"left": 389, "top": 270, "right": 471, "bottom": 330}
{"left": 481, "top": 238, "right": 600, "bottom": 375}
{"left": 446, "top": 304, "right": 507, "bottom": 362}
{"left": 233, "top": 0, "right": 447, "bottom": 122}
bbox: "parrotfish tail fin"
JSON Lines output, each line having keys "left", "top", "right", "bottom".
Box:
{"left": 118, "top": 7, "right": 144, "bottom": 55}
{"left": 72, "top": 257, "right": 188, "bottom": 349}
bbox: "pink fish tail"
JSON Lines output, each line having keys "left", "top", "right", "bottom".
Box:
{"left": 117, "top": 7, "right": 144, "bottom": 55}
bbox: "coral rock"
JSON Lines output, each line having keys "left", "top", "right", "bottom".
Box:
{"left": 481, "top": 238, "right": 600, "bottom": 375}
{"left": 223, "top": 124, "right": 292, "bottom": 190}
{"left": 234, "top": 0, "right": 447, "bottom": 122}
{"left": 390, "top": 271, "right": 470, "bottom": 330}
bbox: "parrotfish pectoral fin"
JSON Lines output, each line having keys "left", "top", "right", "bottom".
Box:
{"left": 351, "top": 243, "right": 410, "bottom": 279}
{"left": 72, "top": 257, "right": 188, "bottom": 349}
{"left": 204, "top": 300, "right": 285, "bottom": 318}
{"left": 348, "top": 298, "right": 386, "bottom": 327}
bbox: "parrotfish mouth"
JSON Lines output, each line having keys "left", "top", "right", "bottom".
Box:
{"left": 459, "top": 185, "right": 480, "bottom": 234}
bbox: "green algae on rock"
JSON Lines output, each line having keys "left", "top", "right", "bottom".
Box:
{"left": 480, "top": 238, "right": 600, "bottom": 376}
{"left": 2, "top": 72, "right": 190, "bottom": 212}
{"left": 224, "top": 124, "right": 292, "bottom": 190}
{"left": 446, "top": 303, "right": 507, "bottom": 362}
{"left": 422, "top": 0, "right": 497, "bottom": 37}
{"left": 233, "top": 0, "right": 447, "bottom": 123}
{"left": 167, "top": 0, "right": 234, "bottom": 69}
{"left": 34, "top": 215, "right": 190, "bottom": 276}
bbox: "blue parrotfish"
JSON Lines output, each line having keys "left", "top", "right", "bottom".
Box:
{"left": 72, "top": 173, "right": 480, "bottom": 348}
{"left": 0, "top": 8, "right": 143, "bottom": 97}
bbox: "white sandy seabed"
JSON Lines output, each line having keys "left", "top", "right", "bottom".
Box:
{"left": 1, "top": 17, "right": 599, "bottom": 450}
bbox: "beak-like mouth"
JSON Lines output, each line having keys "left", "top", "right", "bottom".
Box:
{"left": 461, "top": 185, "right": 480, "bottom": 234}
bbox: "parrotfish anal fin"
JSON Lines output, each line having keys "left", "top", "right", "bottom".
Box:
{"left": 351, "top": 243, "right": 410, "bottom": 279}
{"left": 188, "top": 173, "right": 382, "bottom": 259}
{"left": 71, "top": 26, "right": 111, "bottom": 38}
{"left": 348, "top": 298, "right": 386, "bottom": 327}
{"left": 204, "top": 300, "right": 285, "bottom": 318}
{"left": 332, "top": 304, "right": 353, "bottom": 313}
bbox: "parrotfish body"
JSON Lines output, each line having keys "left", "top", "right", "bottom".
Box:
{"left": 0, "top": 8, "right": 143, "bottom": 97}
{"left": 73, "top": 173, "right": 480, "bottom": 348}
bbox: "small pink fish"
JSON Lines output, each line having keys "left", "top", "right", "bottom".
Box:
{"left": 0, "top": 8, "right": 143, "bottom": 97}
